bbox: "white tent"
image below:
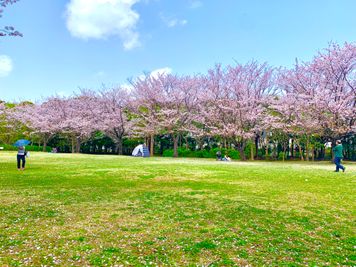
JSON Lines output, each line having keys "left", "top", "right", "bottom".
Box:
{"left": 132, "top": 144, "right": 150, "bottom": 157}
{"left": 132, "top": 144, "right": 144, "bottom": 156}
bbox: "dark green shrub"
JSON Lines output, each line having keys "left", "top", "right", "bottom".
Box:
{"left": 162, "top": 149, "right": 174, "bottom": 157}
{"left": 0, "top": 144, "right": 52, "bottom": 152}
{"left": 278, "top": 152, "right": 286, "bottom": 160}
{"left": 226, "top": 149, "right": 240, "bottom": 160}
{"left": 162, "top": 147, "right": 241, "bottom": 159}
{"left": 244, "top": 143, "right": 252, "bottom": 159}
{"left": 257, "top": 149, "right": 264, "bottom": 159}
{"left": 178, "top": 148, "right": 195, "bottom": 157}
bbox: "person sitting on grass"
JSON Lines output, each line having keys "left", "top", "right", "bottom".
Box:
{"left": 222, "top": 154, "right": 231, "bottom": 161}
{"left": 216, "top": 150, "right": 222, "bottom": 161}
{"left": 333, "top": 140, "right": 345, "bottom": 172}
{"left": 17, "top": 146, "right": 26, "bottom": 171}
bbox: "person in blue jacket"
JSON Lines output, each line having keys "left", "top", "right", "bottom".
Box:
{"left": 17, "top": 146, "right": 26, "bottom": 171}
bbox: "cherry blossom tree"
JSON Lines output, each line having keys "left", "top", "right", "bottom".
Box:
{"left": 0, "top": 101, "right": 31, "bottom": 144}
{"left": 12, "top": 94, "right": 100, "bottom": 153}
{"left": 268, "top": 94, "right": 321, "bottom": 161}
{"left": 13, "top": 100, "right": 64, "bottom": 151}
{"left": 0, "top": 101, "right": 5, "bottom": 115}
{"left": 0, "top": 101, "right": 9, "bottom": 143}
{"left": 276, "top": 64, "right": 324, "bottom": 160}
{"left": 96, "top": 87, "right": 134, "bottom": 155}
{"left": 64, "top": 92, "right": 100, "bottom": 153}
{"left": 312, "top": 42, "right": 356, "bottom": 137}
{"left": 0, "top": 42, "right": 353, "bottom": 161}
{"left": 129, "top": 77, "right": 161, "bottom": 156}
{"left": 26, "top": 95, "right": 98, "bottom": 153}
{"left": 200, "top": 62, "right": 274, "bottom": 160}
{"left": 277, "top": 42, "right": 356, "bottom": 160}
{"left": 132, "top": 73, "right": 200, "bottom": 157}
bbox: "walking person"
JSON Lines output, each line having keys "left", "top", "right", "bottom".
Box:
{"left": 332, "top": 140, "right": 345, "bottom": 172}
{"left": 17, "top": 146, "right": 26, "bottom": 171}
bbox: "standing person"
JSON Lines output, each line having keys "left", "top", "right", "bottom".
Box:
{"left": 17, "top": 146, "right": 26, "bottom": 171}
{"left": 332, "top": 140, "right": 345, "bottom": 172}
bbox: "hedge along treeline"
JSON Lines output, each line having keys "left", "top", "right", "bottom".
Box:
{"left": 0, "top": 144, "right": 52, "bottom": 152}
{"left": 42, "top": 132, "right": 355, "bottom": 161}
{"left": 0, "top": 43, "right": 355, "bottom": 160}
{"left": 147, "top": 136, "right": 354, "bottom": 161}
{"left": 162, "top": 148, "right": 241, "bottom": 159}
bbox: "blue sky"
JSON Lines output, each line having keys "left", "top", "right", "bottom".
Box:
{"left": 0, "top": 0, "right": 355, "bottom": 102}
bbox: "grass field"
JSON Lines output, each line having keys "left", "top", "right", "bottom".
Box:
{"left": 0, "top": 152, "right": 355, "bottom": 266}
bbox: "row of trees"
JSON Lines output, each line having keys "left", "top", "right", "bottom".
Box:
{"left": 1, "top": 42, "right": 355, "bottom": 160}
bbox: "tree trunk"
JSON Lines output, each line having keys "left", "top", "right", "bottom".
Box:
{"left": 76, "top": 137, "right": 81, "bottom": 153}
{"left": 236, "top": 140, "right": 246, "bottom": 161}
{"left": 298, "top": 143, "right": 304, "bottom": 161}
{"left": 159, "top": 138, "right": 164, "bottom": 155}
{"left": 239, "top": 146, "right": 246, "bottom": 161}
{"left": 283, "top": 145, "right": 287, "bottom": 162}
{"left": 291, "top": 138, "right": 294, "bottom": 158}
{"left": 331, "top": 143, "right": 334, "bottom": 163}
{"left": 42, "top": 136, "right": 48, "bottom": 152}
{"left": 272, "top": 142, "right": 277, "bottom": 160}
{"left": 286, "top": 140, "right": 290, "bottom": 159}
{"left": 116, "top": 137, "right": 123, "bottom": 155}
{"left": 250, "top": 141, "right": 254, "bottom": 160}
{"left": 265, "top": 135, "right": 269, "bottom": 159}
{"left": 255, "top": 135, "right": 259, "bottom": 160}
{"left": 150, "top": 134, "right": 154, "bottom": 156}
{"left": 305, "top": 136, "right": 309, "bottom": 161}
{"left": 173, "top": 134, "right": 179, "bottom": 157}
{"left": 185, "top": 136, "right": 189, "bottom": 149}
{"left": 71, "top": 136, "right": 75, "bottom": 153}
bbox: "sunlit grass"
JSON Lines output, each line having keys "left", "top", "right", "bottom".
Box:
{"left": 0, "top": 152, "right": 355, "bottom": 266}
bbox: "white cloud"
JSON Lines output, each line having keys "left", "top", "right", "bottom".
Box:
{"left": 122, "top": 67, "right": 172, "bottom": 92}
{"left": 150, "top": 67, "right": 172, "bottom": 78}
{"left": 0, "top": 55, "right": 13, "bottom": 77}
{"left": 189, "top": 0, "right": 203, "bottom": 9}
{"left": 65, "top": 0, "right": 141, "bottom": 50}
{"left": 137, "top": 67, "right": 172, "bottom": 81}
{"left": 167, "top": 18, "right": 187, "bottom": 28}
{"left": 121, "top": 82, "right": 134, "bottom": 92}
{"left": 94, "top": 71, "right": 106, "bottom": 78}
{"left": 160, "top": 13, "right": 187, "bottom": 28}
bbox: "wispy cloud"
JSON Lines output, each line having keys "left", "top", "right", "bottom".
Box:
{"left": 65, "top": 0, "right": 141, "bottom": 50}
{"left": 137, "top": 67, "right": 173, "bottom": 81}
{"left": 0, "top": 55, "right": 13, "bottom": 77}
{"left": 150, "top": 67, "right": 172, "bottom": 78}
{"left": 167, "top": 19, "right": 188, "bottom": 28}
{"left": 160, "top": 14, "right": 188, "bottom": 28}
{"left": 94, "top": 71, "right": 106, "bottom": 79}
{"left": 189, "top": 0, "right": 203, "bottom": 9}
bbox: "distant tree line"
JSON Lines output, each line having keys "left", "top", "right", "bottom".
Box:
{"left": 1, "top": 42, "right": 355, "bottom": 160}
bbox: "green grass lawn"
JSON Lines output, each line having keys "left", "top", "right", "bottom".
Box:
{"left": 0, "top": 152, "right": 355, "bottom": 266}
